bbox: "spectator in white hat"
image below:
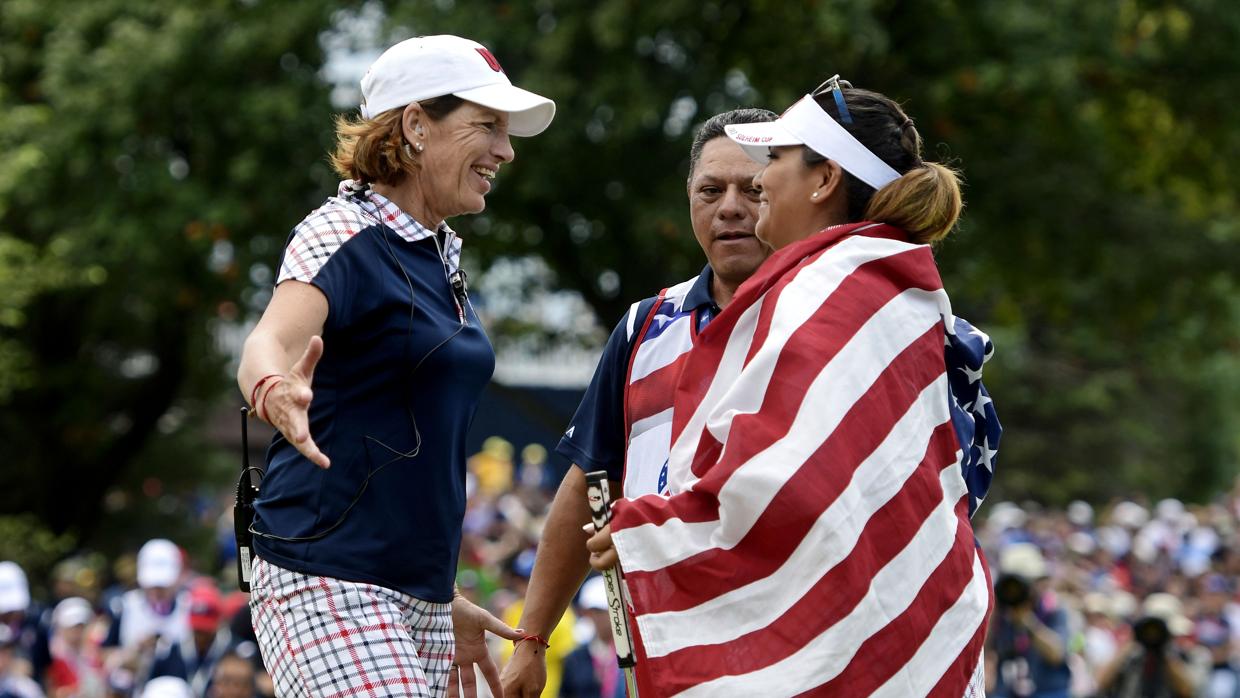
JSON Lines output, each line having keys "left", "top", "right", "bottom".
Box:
{"left": 1097, "top": 592, "right": 1200, "bottom": 697}
{"left": 236, "top": 34, "right": 554, "bottom": 698}
{"left": 986, "top": 543, "right": 1072, "bottom": 697}
{"left": 46, "top": 597, "right": 105, "bottom": 698}
{"left": 101, "top": 540, "right": 188, "bottom": 696}
{"left": 0, "top": 563, "right": 31, "bottom": 626}
{"left": 0, "top": 561, "right": 51, "bottom": 687}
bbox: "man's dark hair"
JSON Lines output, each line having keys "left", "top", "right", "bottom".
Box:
{"left": 687, "top": 108, "right": 777, "bottom": 186}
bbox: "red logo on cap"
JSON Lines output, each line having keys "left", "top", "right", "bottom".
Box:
{"left": 476, "top": 48, "right": 504, "bottom": 73}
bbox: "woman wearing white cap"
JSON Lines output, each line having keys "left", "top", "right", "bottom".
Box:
{"left": 586, "top": 78, "right": 999, "bottom": 696}
{"left": 236, "top": 35, "right": 554, "bottom": 697}
{"left": 48, "top": 597, "right": 106, "bottom": 698}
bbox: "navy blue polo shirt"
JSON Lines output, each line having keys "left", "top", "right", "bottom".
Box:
{"left": 253, "top": 186, "right": 494, "bottom": 603}
{"left": 555, "top": 265, "right": 718, "bottom": 481}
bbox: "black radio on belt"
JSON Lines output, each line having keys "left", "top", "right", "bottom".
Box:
{"left": 235, "top": 407, "right": 262, "bottom": 592}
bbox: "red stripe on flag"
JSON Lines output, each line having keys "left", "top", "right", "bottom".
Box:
{"left": 809, "top": 498, "right": 985, "bottom": 696}
{"left": 626, "top": 352, "right": 690, "bottom": 425}
{"left": 622, "top": 325, "right": 952, "bottom": 612}
{"left": 927, "top": 546, "right": 994, "bottom": 698}
{"left": 739, "top": 248, "right": 822, "bottom": 369}
{"left": 636, "top": 421, "right": 963, "bottom": 690}
{"left": 688, "top": 246, "right": 943, "bottom": 480}
{"left": 670, "top": 224, "right": 921, "bottom": 444}
{"left": 615, "top": 249, "right": 947, "bottom": 539}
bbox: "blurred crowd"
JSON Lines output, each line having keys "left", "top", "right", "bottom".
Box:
{"left": 4, "top": 436, "right": 1240, "bottom": 698}
{"left": 0, "top": 437, "right": 621, "bottom": 698}
{"left": 0, "top": 539, "right": 267, "bottom": 698}
{"left": 979, "top": 484, "right": 1240, "bottom": 698}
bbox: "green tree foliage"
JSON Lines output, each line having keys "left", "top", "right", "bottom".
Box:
{"left": 389, "top": 0, "right": 1240, "bottom": 504}
{"left": 0, "top": 0, "right": 1236, "bottom": 546}
{"left": 0, "top": 515, "right": 77, "bottom": 590}
{"left": 0, "top": 0, "right": 343, "bottom": 535}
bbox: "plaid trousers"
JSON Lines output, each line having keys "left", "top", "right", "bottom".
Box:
{"left": 250, "top": 557, "right": 455, "bottom": 698}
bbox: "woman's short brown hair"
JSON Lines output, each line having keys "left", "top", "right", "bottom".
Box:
{"left": 330, "top": 95, "right": 466, "bottom": 186}
{"left": 803, "top": 88, "right": 962, "bottom": 245}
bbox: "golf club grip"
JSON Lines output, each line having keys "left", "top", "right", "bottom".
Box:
{"left": 584, "top": 471, "right": 637, "bottom": 668}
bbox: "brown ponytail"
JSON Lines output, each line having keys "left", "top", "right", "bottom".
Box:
{"left": 865, "top": 162, "right": 963, "bottom": 245}
{"left": 805, "top": 87, "right": 964, "bottom": 244}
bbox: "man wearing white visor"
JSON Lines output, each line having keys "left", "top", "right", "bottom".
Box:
{"left": 585, "top": 77, "right": 1001, "bottom": 697}
{"left": 238, "top": 34, "right": 555, "bottom": 698}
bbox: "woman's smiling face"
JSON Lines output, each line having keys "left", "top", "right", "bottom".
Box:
{"left": 417, "top": 101, "right": 515, "bottom": 221}
{"left": 753, "top": 145, "right": 822, "bottom": 250}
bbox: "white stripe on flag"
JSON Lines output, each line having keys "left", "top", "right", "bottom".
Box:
{"left": 663, "top": 295, "right": 763, "bottom": 492}
{"left": 629, "top": 316, "right": 693, "bottom": 382}
{"left": 629, "top": 407, "right": 673, "bottom": 440}
{"left": 672, "top": 460, "right": 970, "bottom": 697}
{"left": 870, "top": 552, "right": 990, "bottom": 698}
{"left": 666, "top": 235, "right": 922, "bottom": 492}
{"left": 624, "top": 300, "right": 642, "bottom": 341}
{"left": 638, "top": 375, "right": 954, "bottom": 657}
{"left": 618, "top": 287, "right": 950, "bottom": 574}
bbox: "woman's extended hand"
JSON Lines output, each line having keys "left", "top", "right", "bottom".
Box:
{"left": 587, "top": 523, "right": 620, "bottom": 572}
{"left": 263, "top": 336, "right": 330, "bottom": 469}
{"left": 448, "top": 594, "right": 526, "bottom": 698}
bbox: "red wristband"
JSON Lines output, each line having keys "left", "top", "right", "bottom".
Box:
{"left": 514, "top": 634, "right": 551, "bottom": 649}
{"left": 249, "top": 373, "right": 283, "bottom": 413}
{"left": 257, "top": 377, "right": 284, "bottom": 423}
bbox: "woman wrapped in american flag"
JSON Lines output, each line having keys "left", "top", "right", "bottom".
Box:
{"left": 586, "top": 77, "right": 1002, "bottom": 697}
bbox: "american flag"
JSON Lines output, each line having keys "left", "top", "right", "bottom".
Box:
{"left": 609, "top": 222, "right": 1000, "bottom": 697}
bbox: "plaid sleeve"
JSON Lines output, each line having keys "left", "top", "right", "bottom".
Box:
{"left": 277, "top": 201, "right": 365, "bottom": 284}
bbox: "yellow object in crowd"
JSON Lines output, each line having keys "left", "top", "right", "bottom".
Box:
{"left": 500, "top": 599, "right": 577, "bottom": 698}
{"left": 469, "top": 436, "right": 515, "bottom": 497}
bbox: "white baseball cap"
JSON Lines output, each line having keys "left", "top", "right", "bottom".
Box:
{"left": 141, "top": 676, "right": 194, "bottom": 698}
{"left": 0, "top": 562, "right": 30, "bottom": 613}
{"left": 1141, "top": 592, "right": 1193, "bottom": 636}
{"left": 360, "top": 35, "right": 555, "bottom": 137}
{"left": 52, "top": 597, "right": 94, "bottom": 629}
{"left": 998, "top": 542, "right": 1048, "bottom": 580}
{"left": 725, "top": 91, "right": 900, "bottom": 190}
{"left": 578, "top": 575, "right": 609, "bottom": 612}
{"left": 136, "top": 539, "right": 182, "bottom": 589}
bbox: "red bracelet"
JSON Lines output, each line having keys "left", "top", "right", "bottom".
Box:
{"left": 514, "top": 634, "right": 551, "bottom": 649}
{"left": 257, "top": 377, "right": 284, "bottom": 423}
{"left": 249, "top": 373, "right": 283, "bottom": 413}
